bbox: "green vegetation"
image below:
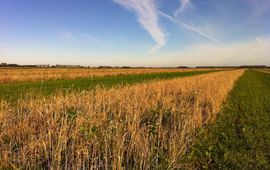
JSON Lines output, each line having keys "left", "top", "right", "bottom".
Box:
{"left": 0, "top": 70, "right": 217, "bottom": 102}
{"left": 187, "top": 70, "right": 270, "bottom": 169}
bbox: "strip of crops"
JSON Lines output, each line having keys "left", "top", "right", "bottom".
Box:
{"left": 0, "top": 69, "right": 243, "bottom": 169}
{"left": 187, "top": 70, "right": 270, "bottom": 169}
{"left": 0, "top": 68, "right": 213, "bottom": 83}
{"left": 0, "top": 70, "right": 218, "bottom": 102}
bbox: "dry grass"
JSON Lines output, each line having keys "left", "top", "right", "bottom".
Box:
{"left": 0, "top": 69, "right": 244, "bottom": 169}
{"left": 0, "top": 68, "right": 217, "bottom": 83}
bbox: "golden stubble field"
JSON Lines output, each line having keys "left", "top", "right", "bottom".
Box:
{"left": 0, "top": 69, "right": 244, "bottom": 169}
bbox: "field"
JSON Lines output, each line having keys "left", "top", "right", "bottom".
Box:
{"left": 0, "top": 68, "right": 269, "bottom": 169}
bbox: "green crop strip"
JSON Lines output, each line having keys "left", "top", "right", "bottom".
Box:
{"left": 0, "top": 70, "right": 218, "bottom": 102}
{"left": 187, "top": 70, "right": 270, "bottom": 169}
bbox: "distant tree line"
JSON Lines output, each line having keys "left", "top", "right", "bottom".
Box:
{"left": 1, "top": 63, "right": 269, "bottom": 69}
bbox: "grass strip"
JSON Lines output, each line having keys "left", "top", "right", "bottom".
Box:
{"left": 0, "top": 70, "right": 218, "bottom": 102}
{"left": 186, "top": 70, "right": 270, "bottom": 169}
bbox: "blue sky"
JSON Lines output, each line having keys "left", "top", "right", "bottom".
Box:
{"left": 0, "top": 0, "right": 270, "bottom": 66}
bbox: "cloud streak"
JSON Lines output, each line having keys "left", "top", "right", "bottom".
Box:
{"left": 159, "top": 11, "right": 220, "bottom": 43}
{"left": 113, "top": 0, "right": 166, "bottom": 53}
{"left": 174, "top": 0, "right": 194, "bottom": 17}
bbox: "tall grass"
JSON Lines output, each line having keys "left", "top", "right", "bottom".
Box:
{"left": 0, "top": 70, "right": 244, "bottom": 169}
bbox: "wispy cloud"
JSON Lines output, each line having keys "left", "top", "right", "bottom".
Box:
{"left": 159, "top": 11, "right": 220, "bottom": 43}
{"left": 174, "top": 0, "right": 194, "bottom": 17}
{"left": 113, "top": 0, "right": 166, "bottom": 53}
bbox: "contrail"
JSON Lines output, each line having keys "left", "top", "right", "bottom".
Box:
{"left": 159, "top": 11, "right": 220, "bottom": 43}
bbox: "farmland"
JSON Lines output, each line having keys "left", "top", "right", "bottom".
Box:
{"left": 0, "top": 68, "right": 270, "bottom": 169}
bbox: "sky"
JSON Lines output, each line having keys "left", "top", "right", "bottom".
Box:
{"left": 0, "top": 0, "right": 270, "bottom": 66}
